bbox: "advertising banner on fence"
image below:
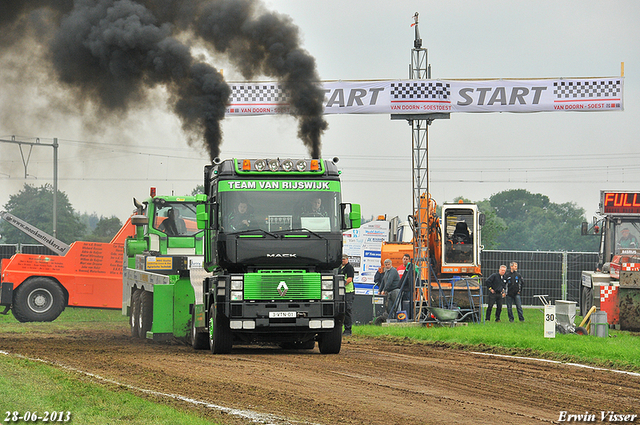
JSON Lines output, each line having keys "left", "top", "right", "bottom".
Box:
{"left": 226, "top": 78, "right": 623, "bottom": 116}
{"left": 342, "top": 220, "right": 389, "bottom": 294}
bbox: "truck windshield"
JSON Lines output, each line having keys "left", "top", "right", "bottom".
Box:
{"left": 220, "top": 190, "right": 341, "bottom": 233}
{"left": 153, "top": 202, "right": 200, "bottom": 236}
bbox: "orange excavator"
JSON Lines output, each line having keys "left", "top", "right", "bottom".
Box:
{"left": 381, "top": 194, "right": 484, "bottom": 321}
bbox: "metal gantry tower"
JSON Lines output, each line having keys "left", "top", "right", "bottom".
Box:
{"left": 391, "top": 13, "right": 450, "bottom": 320}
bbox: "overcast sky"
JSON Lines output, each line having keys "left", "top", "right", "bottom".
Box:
{"left": 1, "top": 0, "right": 639, "bottom": 226}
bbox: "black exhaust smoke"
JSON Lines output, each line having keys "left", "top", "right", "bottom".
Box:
{"left": 0, "top": 0, "right": 327, "bottom": 159}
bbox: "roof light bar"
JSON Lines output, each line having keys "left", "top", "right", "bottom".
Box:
{"left": 238, "top": 159, "right": 322, "bottom": 172}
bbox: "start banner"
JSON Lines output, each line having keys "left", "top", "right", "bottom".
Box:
{"left": 226, "top": 78, "right": 623, "bottom": 116}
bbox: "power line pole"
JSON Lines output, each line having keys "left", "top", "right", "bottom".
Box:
{"left": 0, "top": 136, "right": 60, "bottom": 237}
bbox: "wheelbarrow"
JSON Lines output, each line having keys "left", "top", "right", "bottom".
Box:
{"left": 426, "top": 306, "right": 460, "bottom": 326}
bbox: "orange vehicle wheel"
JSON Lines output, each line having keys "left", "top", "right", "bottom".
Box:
{"left": 12, "top": 277, "right": 65, "bottom": 322}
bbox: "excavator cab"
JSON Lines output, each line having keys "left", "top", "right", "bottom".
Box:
{"left": 441, "top": 204, "right": 482, "bottom": 274}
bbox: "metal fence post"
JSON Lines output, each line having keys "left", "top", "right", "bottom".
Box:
{"left": 562, "top": 251, "right": 568, "bottom": 301}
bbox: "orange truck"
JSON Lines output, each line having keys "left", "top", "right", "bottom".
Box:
{"left": 0, "top": 212, "right": 134, "bottom": 322}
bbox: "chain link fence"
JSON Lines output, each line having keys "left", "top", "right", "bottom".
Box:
{"left": 481, "top": 250, "right": 599, "bottom": 306}
{"left": 0, "top": 244, "right": 56, "bottom": 260}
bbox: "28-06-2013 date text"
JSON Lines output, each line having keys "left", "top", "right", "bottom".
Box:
{"left": 4, "top": 411, "right": 71, "bottom": 423}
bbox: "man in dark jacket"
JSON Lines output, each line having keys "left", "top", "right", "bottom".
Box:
{"left": 373, "top": 259, "right": 400, "bottom": 324}
{"left": 485, "top": 265, "right": 507, "bottom": 322}
{"left": 398, "top": 254, "right": 415, "bottom": 319}
{"left": 505, "top": 261, "right": 525, "bottom": 322}
{"left": 338, "top": 255, "right": 355, "bottom": 336}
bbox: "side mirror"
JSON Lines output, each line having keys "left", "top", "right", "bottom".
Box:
{"left": 478, "top": 213, "right": 486, "bottom": 226}
{"left": 581, "top": 221, "right": 588, "bottom": 236}
{"left": 341, "top": 203, "right": 361, "bottom": 230}
{"left": 196, "top": 204, "right": 208, "bottom": 230}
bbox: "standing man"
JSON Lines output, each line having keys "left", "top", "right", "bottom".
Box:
{"left": 505, "top": 261, "right": 525, "bottom": 322}
{"left": 398, "top": 254, "right": 415, "bottom": 319}
{"left": 378, "top": 258, "right": 400, "bottom": 322}
{"left": 338, "top": 255, "right": 355, "bottom": 336}
{"left": 485, "top": 265, "right": 507, "bottom": 322}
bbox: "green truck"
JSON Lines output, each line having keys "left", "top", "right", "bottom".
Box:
{"left": 123, "top": 158, "right": 361, "bottom": 354}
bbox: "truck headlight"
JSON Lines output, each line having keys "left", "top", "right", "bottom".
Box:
{"left": 230, "top": 291, "right": 243, "bottom": 301}
{"left": 230, "top": 280, "right": 243, "bottom": 291}
{"left": 321, "top": 290, "right": 334, "bottom": 300}
{"left": 282, "top": 159, "right": 294, "bottom": 171}
{"left": 296, "top": 160, "right": 307, "bottom": 172}
{"left": 321, "top": 281, "right": 333, "bottom": 290}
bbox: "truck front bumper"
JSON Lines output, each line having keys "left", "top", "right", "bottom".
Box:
{"left": 226, "top": 300, "right": 344, "bottom": 332}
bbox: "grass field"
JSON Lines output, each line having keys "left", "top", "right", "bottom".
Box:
{"left": 1, "top": 306, "right": 639, "bottom": 424}
{"left": 0, "top": 356, "right": 217, "bottom": 425}
{"left": 0, "top": 308, "right": 220, "bottom": 425}
{"left": 356, "top": 308, "right": 640, "bottom": 372}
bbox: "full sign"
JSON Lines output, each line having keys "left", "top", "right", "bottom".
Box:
{"left": 600, "top": 191, "right": 640, "bottom": 215}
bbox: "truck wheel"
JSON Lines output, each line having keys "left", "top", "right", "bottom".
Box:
{"left": 318, "top": 323, "right": 343, "bottom": 354}
{"left": 130, "top": 290, "right": 141, "bottom": 338}
{"left": 191, "top": 312, "right": 209, "bottom": 350}
{"left": 12, "top": 277, "right": 65, "bottom": 322}
{"left": 209, "top": 306, "right": 232, "bottom": 354}
{"left": 580, "top": 286, "right": 593, "bottom": 316}
{"left": 138, "top": 291, "right": 153, "bottom": 339}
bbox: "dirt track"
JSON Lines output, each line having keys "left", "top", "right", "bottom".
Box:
{"left": 2, "top": 326, "right": 640, "bottom": 425}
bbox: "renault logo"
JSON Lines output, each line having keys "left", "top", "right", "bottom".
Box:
{"left": 277, "top": 281, "right": 288, "bottom": 296}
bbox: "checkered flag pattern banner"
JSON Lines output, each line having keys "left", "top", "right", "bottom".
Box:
{"left": 224, "top": 78, "right": 623, "bottom": 115}
{"left": 553, "top": 80, "right": 622, "bottom": 99}
{"left": 390, "top": 81, "right": 451, "bottom": 100}
{"left": 230, "top": 84, "right": 289, "bottom": 103}
{"left": 600, "top": 286, "right": 618, "bottom": 303}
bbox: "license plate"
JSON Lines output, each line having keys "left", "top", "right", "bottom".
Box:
{"left": 269, "top": 311, "right": 297, "bottom": 318}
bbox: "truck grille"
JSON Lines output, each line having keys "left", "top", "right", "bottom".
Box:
{"left": 244, "top": 271, "right": 321, "bottom": 300}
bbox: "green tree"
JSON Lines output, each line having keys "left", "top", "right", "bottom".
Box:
{"left": 77, "top": 212, "right": 101, "bottom": 233}
{"left": 476, "top": 200, "right": 507, "bottom": 249}
{"left": 486, "top": 189, "right": 598, "bottom": 251}
{"left": 84, "top": 216, "right": 123, "bottom": 242}
{"left": 489, "top": 189, "right": 549, "bottom": 221}
{"left": 191, "top": 185, "right": 205, "bottom": 195}
{"left": 0, "top": 184, "right": 86, "bottom": 244}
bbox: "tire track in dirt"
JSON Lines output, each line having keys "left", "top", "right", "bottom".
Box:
{"left": 2, "top": 328, "right": 639, "bottom": 425}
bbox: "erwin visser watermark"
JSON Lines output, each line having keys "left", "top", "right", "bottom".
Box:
{"left": 558, "top": 411, "right": 637, "bottom": 422}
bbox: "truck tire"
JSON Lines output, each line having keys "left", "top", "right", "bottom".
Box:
{"left": 12, "top": 277, "right": 65, "bottom": 322}
{"left": 209, "top": 305, "right": 232, "bottom": 354}
{"left": 138, "top": 291, "right": 153, "bottom": 339}
{"left": 318, "top": 323, "right": 342, "bottom": 354}
{"left": 130, "top": 289, "right": 141, "bottom": 338}
{"left": 580, "top": 286, "right": 593, "bottom": 316}
{"left": 191, "top": 312, "right": 209, "bottom": 350}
